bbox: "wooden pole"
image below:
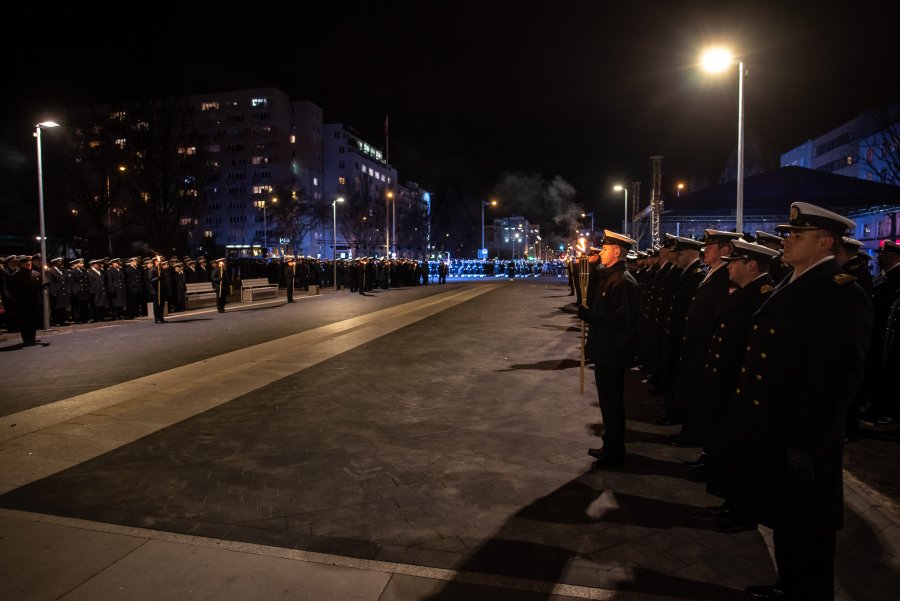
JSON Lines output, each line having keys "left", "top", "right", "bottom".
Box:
{"left": 578, "top": 255, "right": 590, "bottom": 394}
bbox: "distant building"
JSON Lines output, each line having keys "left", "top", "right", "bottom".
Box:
{"left": 780, "top": 104, "right": 900, "bottom": 185}
{"left": 493, "top": 215, "right": 539, "bottom": 260}
{"left": 185, "top": 87, "right": 324, "bottom": 256}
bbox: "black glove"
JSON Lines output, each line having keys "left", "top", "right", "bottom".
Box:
{"left": 578, "top": 306, "right": 590, "bottom": 322}
{"left": 785, "top": 447, "right": 815, "bottom": 482}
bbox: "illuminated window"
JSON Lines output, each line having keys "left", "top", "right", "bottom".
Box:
{"left": 207, "top": 144, "right": 220, "bottom": 153}
{"left": 313, "top": 177, "right": 319, "bottom": 186}
{"left": 140, "top": 192, "right": 150, "bottom": 202}
{"left": 136, "top": 121, "right": 149, "bottom": 130}
{"left": 290, "top": 135, "right": 296, "bottom": 143}
{"left": 115, "top": 138, "right": 127, "bottom": 149}
{"left": 204, "top": 230, "right": 214, "bottom": 238}
{"left": 178, "top": 146, "right": 197, "bottom": 155}
{"left": 110, "top": 111, "right": 126, "bottom": 120}
{"left": 251, "top": 156, "right": 269, "bottom": 165}
{"left": 88, "top": 140, "right": 102, "bottom": 149}
{"left": 338, "top": 176, "right": 345, "bottom": 185}
{"left": 251, "top": 98, "right": 269, "bottom": 107}
{"left": 201, "top": 102, "right": 220, "bottom": 111}
{"left": 253, "top": 185, "right": 273, "bottom": 194}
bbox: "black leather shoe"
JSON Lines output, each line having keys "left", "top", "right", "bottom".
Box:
{"left": 744, "top": 585, "right": 787, "bottom": 600}
{"left": 590, "top": 453, "right": 624, "bottom": 469}
{"left": 587, "top": 448, "right": 606, "bottom": 459}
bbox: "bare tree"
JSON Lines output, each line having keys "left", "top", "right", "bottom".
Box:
{"left": 859, "top": 105, "right": 900, "bottom": 186}
{"left": 268, "top": 186, "right": 324, "bottom": 256}
{"left": 64, "top": 98, "right": 207, "bottom": 257}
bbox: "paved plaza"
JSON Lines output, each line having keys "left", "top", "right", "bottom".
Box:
{"left": 0, "top": 279, "right": 897, "bottom": 600}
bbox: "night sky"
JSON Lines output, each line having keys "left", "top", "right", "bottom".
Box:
{"left": 3, "top": 1, "right": 899, "bottom": 230}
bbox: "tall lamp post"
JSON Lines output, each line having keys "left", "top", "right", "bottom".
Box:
{"left": 332, "top": 196, "right": 344, "bottom": 290}
{"left": 386, "top": 190, "right": 393, "bottom": 258}
{"left": 261, "top": 196, "right": 277, "bottom": 256}
{"left": 613, "top": 185, "right": 629, "bottom": 238}
{"left": 701, "top": 47, "right": 745, "bottom": 232}
{"left": 106, "top": 164, "right": 126, "bottom": 256}
{"left": 481, "top": 199, "right": 496, "bottom": 259}
{"left": 35, "top": 120, "right": 59, "bottom": 332}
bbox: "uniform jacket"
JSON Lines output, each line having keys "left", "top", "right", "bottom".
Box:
{"left": 105, "top": 267, "right": 126, "bottom": 307}
{"left": 88, "top": 267, "right": 109, "bottom": 307}
{"left": 722, "top": 259, "right": 871, "bottom": 530}
{"left": 580, "top": 261, "right": 640, "bottom": 367}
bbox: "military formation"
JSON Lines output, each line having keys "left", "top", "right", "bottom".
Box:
{"left": 574, "top": 202, "right": 900, "bottom": 601}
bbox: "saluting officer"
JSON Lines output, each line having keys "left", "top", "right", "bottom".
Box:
{"left": 578, "top": 230, "right": 640, "bottom": 468}
{"left": 723, "top": 203, "right": 872, "bottom": 601}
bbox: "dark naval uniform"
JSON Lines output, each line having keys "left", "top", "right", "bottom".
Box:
{"left": 703, "top": 274, "right": 774, "bottom": 501}
{"left": 721, "top": 259, "right": 871, "bottom": 600}
{"left": 675, "top": 263, "right": 734, "bottom": 444}
{"left": 580, "top": 260, "right": 640, "bottom": 461}
{"left": 211, "top": 262, "right": 229, "bottom": 313}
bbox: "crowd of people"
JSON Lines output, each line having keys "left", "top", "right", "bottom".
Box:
{"left": 572, "top": 202, "right": 900, "bottom": 601}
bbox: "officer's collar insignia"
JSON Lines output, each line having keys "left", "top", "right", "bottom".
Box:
{"left": 833, "top": 273, "right": 856, "bottom": 285}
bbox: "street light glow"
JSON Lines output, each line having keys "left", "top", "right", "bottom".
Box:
{"left": 36, "top": 121, "right": 60, "bottom": 128}
{"left": 701, "top": 48, "right": 734, "bottom": 72}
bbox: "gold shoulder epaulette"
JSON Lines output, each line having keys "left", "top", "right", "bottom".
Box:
{"left": 834, "top": 273, "right": 857, "bottom": 285}
{"left": 760, "top": 284, "right": 774, "bottom": 294}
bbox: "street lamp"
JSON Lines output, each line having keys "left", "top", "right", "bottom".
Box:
{"left": 581, "top": 212, "right": 594, "bottom": 236}
{"left": 386, "top": 190, "right": 393, "bottom": 258}
{"left": 676, "top": 182, "right": 685, "bottom": 197}
{"left": 332, "top": 196, "right": 344, "bottom": 290}
{"left": 614, "top": 185, "right": 629, "bottom": 238}
{"left": 261, "top": 196, "right": 277, "bottom": 256}
{"left": 481, "top": 199, "right": 497, "bottom": 259}
{"left": 35, "top": 120, "right": 59, "bottom": 332}
{"left": 106, "top": 164, "right": 126, "bottom": 256}
{"left": 701, "top": 47, "right": 745, "bottom": 232}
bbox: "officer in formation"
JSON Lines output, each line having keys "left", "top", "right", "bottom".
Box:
{"left": 6, "top": 255, "right": 45, "bottom": 345}
{"left": 211, "top": 258, "right": 228, "bottom": 313}
{"left": 578, "top": 230, "right": 640, "bottom": 468}
{"left": 600, "top": 201, "right": 884, "bottom": 601}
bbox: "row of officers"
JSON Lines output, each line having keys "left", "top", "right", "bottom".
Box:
{"left": 0, "top": 253, "right": 453, "bottom": 336}
{"left": 575, "top": 202, "right": 900, "bottom": 601}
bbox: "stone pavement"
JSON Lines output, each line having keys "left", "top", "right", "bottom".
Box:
{"left": 0, "top": 279, "right": 897, "bottom": 600}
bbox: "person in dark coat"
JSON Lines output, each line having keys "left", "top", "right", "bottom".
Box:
{"left": 659, "top": 236, "right": 705, "bottom": 427}
{"left": 578, "top": 230, "right": 641, "bottom": 468}
{"left": 196, "top": 257, "right": 209, "bottom": 282}
{"left": 723, "top": 203, "right": 872, "bottom": 601}
{"left": 284, "top": 257, "right": 296, "bottom": 302}
{"left": 124, "top": 257, "right": 144, "bottom": 319}
{"left": 146, "top": 258, "right": 168, "bottom": 323}
{"left": 87, "top": 259, "right": 109, "bottom": 322}
{"left": 702, "top": 239, "right": 779, "bottom": 533}
{"left": 754, "top": 230, "right": 792, "bottom": 285}
{"left": 67, "top": 259, "right": 90, "bottom": 324}
{"left": 9, "top": 256, "right": 44, "bottom": 345}
{"left": 861, "top": 240, "right": 900, "bottom": 426}
{"left": 836, "top": 237, "right": 873, "bottom": 294}
{"left": 211, "top": 258, "right": 228, "bottom": 313}
{"left": 47, "top": 257, "right": 69, "bottom": 326}
{"left": 675, "top": 229, "right": 743, "bottom": 451}
{"left": 105, "top": 258, "right": 127, "bottom": 319}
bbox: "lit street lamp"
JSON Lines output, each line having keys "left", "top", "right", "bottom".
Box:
{"left": 261, "top": 196, "right": 277, "bottom": 256}
{"left": 106, "top": 164, "right": 126, "bottom": 256}
{"left": 581, "top": 212, "right": 594, "bottom": 236}
{"left": 701, "top": 47, "right": 745, "bottom": 232}
{"left": 386, "top": 190, "right": 393, "bottom": 258}
{"left": 35, "top": 120, "right": 59, "bottom": 332}
{"left": 613, "top": 185, "right": 629, "bottom": 238}
{"left": 332, "top": 196, "right": 344, "bottom": 290}
{"left": 677, "top": 182, "right": 685, "bottom": 197}
{"left": 481, "top": 199, "right": 496, "bottom": 259}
